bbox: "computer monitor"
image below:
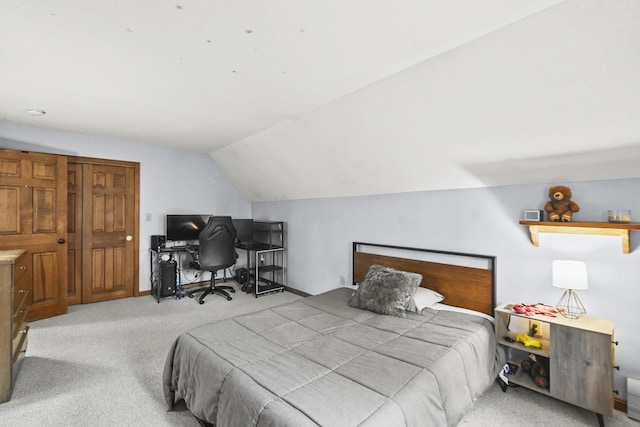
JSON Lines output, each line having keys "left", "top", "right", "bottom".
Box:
{"left": 232, "top": 218, "right": 253, "bottom": 242}
{"left": 166, "top": 214, "right": 211, "bottom": 242}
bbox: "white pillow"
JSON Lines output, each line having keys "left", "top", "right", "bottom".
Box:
{"left": 406, "top": 287, "right": 444, "bottom": 313}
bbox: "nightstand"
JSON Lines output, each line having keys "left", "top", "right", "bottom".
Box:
{"left": 495, "top": 303, "right": 616, "bottom": 426}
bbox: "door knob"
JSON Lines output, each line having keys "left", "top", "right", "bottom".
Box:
{"left": 126, "top": 235, "right": 133, "bottom": 241}
{"left": 57, "top": 238, "right": 66, "bottom": 244}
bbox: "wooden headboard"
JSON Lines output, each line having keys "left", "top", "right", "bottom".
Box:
{"left": 352, "top": 242, "right": 496, "bottom": 316}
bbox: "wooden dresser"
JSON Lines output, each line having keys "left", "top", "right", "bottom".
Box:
{"left": 495, "top": 303, "right": 615, "bottom": 425}
{"left": 0, "top": 249, "right": 29, "bottom": 403}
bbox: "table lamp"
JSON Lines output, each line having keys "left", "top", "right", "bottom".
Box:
{"left": 552, "top": 260, "right": 588, "bottom": 319}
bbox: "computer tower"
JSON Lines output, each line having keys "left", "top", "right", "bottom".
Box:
{"left": 235, "top": 267, "right": 248, "bottom": 284}
{"left": 159, "top": 260, "right": 176, "bottom": 297}
{"left": 151, "top": 235, "right": 166, "bottom": 249}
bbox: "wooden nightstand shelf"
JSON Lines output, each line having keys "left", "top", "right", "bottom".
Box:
{"left": 519, "top": 221, "right": 640, "bottom": 254}
{"left": 495, "top": 303, "right": 616, "bottom": 426}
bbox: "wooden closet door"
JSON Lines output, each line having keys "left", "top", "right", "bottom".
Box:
{"left": 66, "top": 163, "right": 82, "bottom": 305}
{"left": 0, "top": 149, "right": 68, "bottom": 321}
{"left": 81, "top": 162, "right": 138, "bottom": 303}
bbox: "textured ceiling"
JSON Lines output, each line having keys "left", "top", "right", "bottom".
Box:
{"left": 1, "top": 0, "right": 639, "bottom": 201}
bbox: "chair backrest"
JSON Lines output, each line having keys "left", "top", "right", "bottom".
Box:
{"left": 198, "top": 216, "right": 237, "bottom": 272}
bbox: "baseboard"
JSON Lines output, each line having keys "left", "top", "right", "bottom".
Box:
{"left": 181, "top": 281, "right": 213, "bottom": 290}
{"left": 615, "top": 396, "right": 627, "bottom": 413}
{"left": 284, "top": 286, "right": 311, "bottom": 297}
{"left": 139, "top": 290, "right": 151, "bottom": 297}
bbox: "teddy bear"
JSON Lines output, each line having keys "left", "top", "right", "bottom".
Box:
{"left": 544, "top": 185, "right": 580, "bottom": 222}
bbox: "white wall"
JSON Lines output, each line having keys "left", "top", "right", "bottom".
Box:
{"left": 213, "top": 1, "right": 640, "bottom": 202}
{"left": 0, "top": 123, "right": 252, "bottom": 292}
{"left": 254, "top": 178, "right": 640, "bottom": 400}
{"left": 3, "top": 122, "right": 638, "bottom": 400}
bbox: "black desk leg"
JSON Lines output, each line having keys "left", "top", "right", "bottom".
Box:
{"left": 596, "top": 413, "right": 604, "bottom": 427}
{"left": 151, "top": 249, "right": 160, "bottom": 303}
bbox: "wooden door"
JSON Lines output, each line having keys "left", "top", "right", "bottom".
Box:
{"left": 66, "top": 163, "right": 82, "bottom": 305}
{"left": 0, "top": 149, "right": 68, "bottom": 321}
{"left": 81, "top": 162, "right": 138, "bottom": 303}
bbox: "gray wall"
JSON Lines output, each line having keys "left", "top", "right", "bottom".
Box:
{"left": 254, "top": 179, "right": 640, "bottom": 399}
{"left": 0, "top": 123, "right": 252, "bottom": 291}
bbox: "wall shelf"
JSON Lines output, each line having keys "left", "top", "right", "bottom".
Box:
{"left": 519, "top": 221, "right": 640, "bottom": 254}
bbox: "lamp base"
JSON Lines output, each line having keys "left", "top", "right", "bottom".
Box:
{"left": 556, "top": 289, "right": 586, "bottom": 319}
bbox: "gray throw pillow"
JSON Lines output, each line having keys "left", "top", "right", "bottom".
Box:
{"left": 349, "top": 264, "right": 422, "bottom": 318}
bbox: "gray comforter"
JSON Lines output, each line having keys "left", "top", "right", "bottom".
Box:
{"left": 163, "top": 288, "right": 502, "bottom": 426}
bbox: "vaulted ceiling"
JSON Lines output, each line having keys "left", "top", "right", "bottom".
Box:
{"left": 1, "top": 1, "right": 639, "bottom": 201}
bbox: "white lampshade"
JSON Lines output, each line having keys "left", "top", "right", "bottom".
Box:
{"left": 552, "top": 260, "right": 588, "bottom": 319}
{"left": 552, "top": 260, "right": 588, "bottom": 290}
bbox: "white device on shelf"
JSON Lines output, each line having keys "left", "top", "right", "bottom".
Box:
{"left": 524, "top": 209, "right": 544, "bottom": 221}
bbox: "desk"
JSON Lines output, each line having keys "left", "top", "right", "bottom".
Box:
{"left": 151, "top": 220, "right": 286, "bottom": 300}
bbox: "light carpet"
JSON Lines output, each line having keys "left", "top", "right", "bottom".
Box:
{"left": 0, "top": 283, "right": 637, "bottom": 427}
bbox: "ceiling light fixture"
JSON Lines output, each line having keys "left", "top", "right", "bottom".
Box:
{"left": 25, "top": 108, "right": 46, "bottom": 116}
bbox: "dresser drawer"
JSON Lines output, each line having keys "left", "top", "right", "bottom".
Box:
{"left": 13, "top": 253, "right": 28, "bottom": 286}
{"left": 12, "top": 287, "right": 28, "bottom": 313}
{"left": 12, "top": 291, "right": 28, "bottom": 339}
{"left": 12, "top": 328, "right": 28, "bottom": 386}
{"left": 13, "top": 259, "right": 29, "bottom": 295}
{"left": 12, "top": 324, "right": 28, "bottom": 364}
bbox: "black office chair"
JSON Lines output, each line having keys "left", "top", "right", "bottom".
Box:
{"left": 189, "top": 216, "right": 238, "bottom": 304}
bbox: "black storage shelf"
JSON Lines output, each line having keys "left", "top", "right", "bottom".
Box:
{"left": 236, "top": 221, "right": 286, "bottom": 297}
{"left": 253, "top": 265, "right": 283, "bottom": 273}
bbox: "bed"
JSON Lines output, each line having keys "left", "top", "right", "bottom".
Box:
{"left": 163, "top": 242, "right": 502, "bottom": 426}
